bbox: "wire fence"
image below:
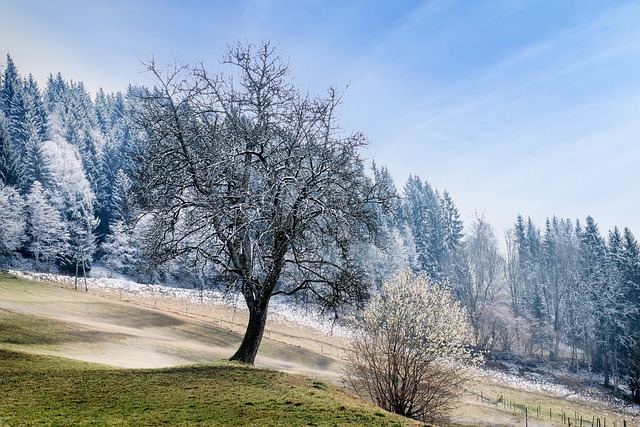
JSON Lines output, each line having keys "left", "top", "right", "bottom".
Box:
{"left": 474, "top": 389, "right": 630, "bottom": 427}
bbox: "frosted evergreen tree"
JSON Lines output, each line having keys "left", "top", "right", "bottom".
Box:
{"left": 101, "top": 220, "right": 142, "bottom": 276}
{"left": 23, "top": 74, "right": 48, "bottom": 141}
{"left": 439, "top": 190, "right": 464, "bottom": 256}
{"left": 95, "top": 91, "right": 133, "bottom": 238}
{"left": 505, "top": 215, "right": 528, "bottom": 314}
{"left": 578, "top": 216, "right": 615, "bottom": 385}
{"left": 25, "top": 181, "right": 68, "bottom": 270}
{"left": 0, "top": 55, "right": 26, "bottom": 148}
{"left": 94, "top": 88, "right": 111, "bottom": 134}
{"left": 19, "top": 109, "right": 52, "bottom": 192}
{"left": 41, "top": 127, "right": 98, "bottom": 278}
{"left": 64, "top": 82, "right": 102, "bottom": 198}
{"left": 0, "top": 184, "right": 26, "bottom": 257}
{"left": 356, "top": 162, "right": 407, "bottom": 288}
{"left": 45, "top": 78, "right": 102, "bottom": 198}
{"left": 620, "top": 227, "right": 640, "bottom": 400}
{"left": 521, "top": 217, "right": 543, "bottom": 315}
{"left": 110, "top": 168, "right": 132, "bottom": 225}
{"left": 0, "top": 112, "right": 19, "bottom": 186}
{"left": 401, "top": 175, "right": 448, "bottom": 280}
{"left": 0, "top": 55, "right": 20, "bottom": 116}
{"left": 44, "top": 73, "right": 67, "bottom": 114}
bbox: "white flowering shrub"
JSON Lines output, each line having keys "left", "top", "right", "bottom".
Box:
{"left": 344, "top": 271, "right": 481, "bottom": 423}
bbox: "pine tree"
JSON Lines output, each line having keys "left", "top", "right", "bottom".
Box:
{"left": 44, "top": 73, "right": 67, "bottom": 114}
{"left": 64, "top": 82, "right": 102, "bottom": 197}
{"left": 19, "top": 110, "right": 52, "bottom": 192}
{"left": 94, "top": 88, "right": 111, "bottom": 134}
{"left": 506, "top": 215, "right": 528, "bottom": 314}
{"left": 1, "top": 55, "right": 27, "bottom": 154}
{"left": 401, "top": 175, "right": 448, "bottom": 280}
{"left": 23, "top": 74, "right": 47, "bottom": 140}
{"left": 95, "top": 91, "right": 132, "bottom": 239}
{"left": 25, "top": 181, "right": 68, "bottom": 270}
{"left": 0, "top": 112, "right": 19, "bottom": 185}
{"left": 101, "top": 219, "right": 140, "bottom": 276}
{"left": 40, "top": 129, "right": 98, "bottom": 278}
{"left": 524, "top": 218, "right": 543, "bottom": 311}
{"left": 602, "top": 226, "right": 634, "bottom": 392}
{"left": 621, "top": 227, "right": 640, "bottom": 400}
{"left": 579, "top": 216, "right": 618, "bottom": 386}
{"left": 109, "top": 169, "right": 132, "bottom": 225}
{"left": 539, "top": 217, "right": 580, "bottom": 358}
{"left": 0, "top": 184, "right": 26, "bottom": 256}
{"left": 439, "top": 190, "right": 464, "bottom": 256}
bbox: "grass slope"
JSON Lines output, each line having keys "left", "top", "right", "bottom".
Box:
{"left": 0, "top": 271, "right": 342, "bottom": 373}
{"left": 0, "top": 273, "right": 420, "bottom": 426}
{"left": 0, "top": 349, "right": 419, "bottom": 426}
{"left": 3, "top": 272, "right": 634, "bottom": 426}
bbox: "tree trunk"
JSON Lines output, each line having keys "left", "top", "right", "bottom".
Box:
{"left": 74, "top": 259, "right": 79, "bottom": 291}
{"left": 229, "top": 297, "right": 269, "bottom": 365}
{"left": 82, "top": 258, "right": 88, "bottom": 291}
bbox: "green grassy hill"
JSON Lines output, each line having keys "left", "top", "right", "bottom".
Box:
{"left": 0, "top": 349, "right": 420, "bottom": 426}
{"left": 0, "top": 272, "right": 420, "bottom": 426}
{"left": 2, "top": 272, "right": 635, "bottom": 427}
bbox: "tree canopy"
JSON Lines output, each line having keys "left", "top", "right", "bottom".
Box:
{"left": 135, "top": 42, "right": 383, "bottom": 364}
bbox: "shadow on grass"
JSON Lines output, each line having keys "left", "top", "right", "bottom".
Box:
{"left": 0, "top": 308, "right": 127, "bottom": 346}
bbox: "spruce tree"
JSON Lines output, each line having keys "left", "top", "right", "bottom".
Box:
{"left": 0, "top": 184, "right": 26, "bottom": 255}
{"left": 1, "top": 55, "right": 27, "bottom": 153}
{"left": 23, "top": 74, "right": 48, "bottom": 140}
{"left": 621, "top": 227, "right": 640, "bottom": 400}
{"left": 401, "top": 175, "right": 448, "bottom": 280}
{"left": 25, "top": 181, "right": 68, "bottom": 270}
{"left": 0, "top": 113, "right": 19, "bottom": 186}
{"left": 19, "top": 110, "right": 52, "bottom": 192}
{"left": 439, "top": 190, "right": 464, "bottom": 256}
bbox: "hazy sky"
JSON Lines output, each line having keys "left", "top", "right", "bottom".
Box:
{"left": 2, "top": 0, "right": 639, "bottom": 237}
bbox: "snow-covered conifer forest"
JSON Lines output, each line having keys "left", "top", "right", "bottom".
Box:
{"left": 2, "top": 51, "right": 640, "bottom": 394}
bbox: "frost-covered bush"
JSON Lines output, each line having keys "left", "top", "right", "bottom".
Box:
{"left": 344, "top": 271, "right": 481, "bottom": 423}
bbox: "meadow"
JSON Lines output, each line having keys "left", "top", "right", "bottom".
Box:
{"left": 0, "top": 272, "right": 636, "bottom": 426}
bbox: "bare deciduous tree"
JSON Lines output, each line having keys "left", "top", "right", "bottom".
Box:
{"left": 134, "top": 41, "right": 381, "bottom": 365}
{"left": 344, "top": 271, "right": 481, "bottom": 423}
{"left": 452, "top": 214, "right": 504, "bottom": 348}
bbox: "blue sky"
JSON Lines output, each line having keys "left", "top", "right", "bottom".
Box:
{"left": 2, "top": 0, "right": 640, "bottom": 237}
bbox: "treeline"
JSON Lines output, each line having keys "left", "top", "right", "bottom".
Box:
{"left": 0, "top": 55, "right": 141, "bottom": 275}
{"left": 503, "top": 215, "right": 640, "bottom": 395}
{"left": 1, "top": 54, "right": 640, "bottom": 398}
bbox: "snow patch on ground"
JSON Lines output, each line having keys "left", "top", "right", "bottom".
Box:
{"left": 481, "top": 362, "right": 640, "bottom": 419}
{"left": 484, "top": 367, "right": 574, "bottom": 396}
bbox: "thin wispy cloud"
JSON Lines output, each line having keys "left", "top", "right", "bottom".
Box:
{"left": 2, "top": 0, "right": 638, "bottom": 235}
